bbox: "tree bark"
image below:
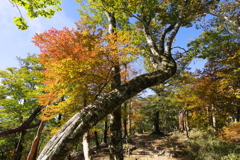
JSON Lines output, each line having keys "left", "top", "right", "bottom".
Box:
{"left": 184, "top": 110, "right": 190, "bottom": 138}
{"left": 211, "top": 104, "right": 216, "bottom": 131}
{"left": 27, "top": 121, "right": 45, "bottom": 160}
{"left": 105, "top": 10, "right": 124, "bottom": 160}
{"left": 236, "top": 107, "right": 240, "bottom": 122}
{"left": 128, "top": 102, "right": 132, "bottom": 135}
{"left": 103, "top": 119, "right": 108, "bottom": 144}
{"left": 151, "top": 110, "right": 164, "bottom": 135}
{"left": 178, "top": 109, "right": 185, "bottom": 132}
{"left": 123, "top": 102, "right": 128, "bottom": 138}
{"left": 0, "top": 106, "right": 42, "bottom": 137}
{"left": 83, "top": 132, "right": 92, "bottom": 160}
{"left": 94, "top": 131, "right": 100, "bottom": 150}
{"left": 109, "top": 107, "right": 123, "bottom": 160}
{"left": 13, "top": 131, "right": 25, "bottom": 160}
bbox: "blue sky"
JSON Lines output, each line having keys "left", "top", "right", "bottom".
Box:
{"left": 0, "top": 0, "right": 79, "bottom": 69}
{"left": 0, "top": 0, "right": 205, "bottom": 71}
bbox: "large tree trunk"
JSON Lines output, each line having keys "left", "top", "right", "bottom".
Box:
{"left": 150, "top": 110, "right": 164, "bottom": 135}
{"left": 37, "top": 9, "right": 181, "bottom": 160}
{"left": 106, "top": 10, "right": 124, "bottom": 160}
{"left": 109, "top": 107, "right": 123, "bottom": 160}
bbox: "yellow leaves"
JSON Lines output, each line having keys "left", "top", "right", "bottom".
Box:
{"left": 33, "top": 21, "right": 139, "bottom": 122}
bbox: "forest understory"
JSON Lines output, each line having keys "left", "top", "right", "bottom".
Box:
{"left": 70, "top": 133, "right": 185, "bottom": 160}
{"left": 69, "top": 129, "right": 240, "bottom": 160}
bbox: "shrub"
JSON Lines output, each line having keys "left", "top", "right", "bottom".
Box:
{"left": 183, "top": 128, "right": 240, "bottom": 160}
{"left": 219, "top": 122, "right": 240, "bottom": 144}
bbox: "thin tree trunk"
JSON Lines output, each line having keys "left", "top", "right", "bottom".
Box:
{"left": 94, "top": 131, "right": 100, "bottom": 151}
{"left": 103, "top": 119, "right": 108, "bottom": 144}
{"left": 27, "top": 121, "right": 45, "bottom": 160}
{"left": 237, "top": 107, "right": 240, "bottom": 122}
{"left": 82, "top": 97, "right": 92, "bottom": 160}
{"left": 178, "top": 109, "right": 185, "bottom": 132}
{"left": 83, "top": 132, "right": 92, "bottom": 160}
{"left": 128, "top": 102, "right": 132, "bottom": 135}
{"left": 211, "top": 104, "right": 216, "bottom": 131}
{"left": 13, "top": 131, "right": 25, "bottom": 160}
{"left": 184, "top": 110, "right": 190, "bottom": 138}
{"left": 123, "top": 102, "right": 128, "bottom": 138}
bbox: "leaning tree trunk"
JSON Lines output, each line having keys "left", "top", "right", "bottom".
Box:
{"left": 27, "top": 121, "right": 45, "bottom": 160}
{"left": 36, "top": 58, "right": 177, "bottom": 160}
{"left": 37, "top": 11, "right": 181, "bottom": 160}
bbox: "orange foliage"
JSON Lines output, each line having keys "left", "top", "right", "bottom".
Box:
{"left": 219, "top": 122, "right": 240, "bottom": 144}
{"left": 32, "top": 21, "right": 137, "bottom": 120}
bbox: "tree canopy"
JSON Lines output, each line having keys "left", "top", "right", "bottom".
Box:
{"left": 9, "top": 0, "right": 62, "bottom": 30}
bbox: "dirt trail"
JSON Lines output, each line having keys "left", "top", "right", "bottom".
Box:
{"left": 92, "top": 134, "right": 185, "bottom": 160}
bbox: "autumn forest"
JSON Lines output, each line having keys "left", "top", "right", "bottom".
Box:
{"left": 0, "top": 0, "right": 239, "bottom": 160}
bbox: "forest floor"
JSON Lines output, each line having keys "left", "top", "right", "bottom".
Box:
{"left": 90, "top": 133, "right": 187, "bottom": 160}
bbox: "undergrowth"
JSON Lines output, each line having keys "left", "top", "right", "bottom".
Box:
{"left": 170, "top": 128, "right": 240, "bottom": 160}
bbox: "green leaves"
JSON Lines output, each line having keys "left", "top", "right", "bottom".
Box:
{"left": 10, "top": 0, "right": 62, "bottom": 30}
{"left": 0, "top": 54, "right": 44, "bottom": 126}
{"left": 13, "top": 17, "right": 28, "bottom": 30}
{"left": 187, "top": 0, "right": 240, "bottom": 59}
